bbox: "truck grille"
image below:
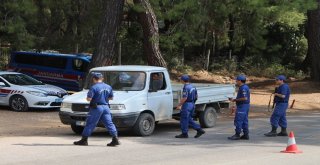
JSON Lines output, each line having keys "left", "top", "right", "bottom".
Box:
{"left": 50, "top": 102, "right": 62, "bottom": 106}
{"left": 72, "top": 104, "right": 90, "bottom": 112}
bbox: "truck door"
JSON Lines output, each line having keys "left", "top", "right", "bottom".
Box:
{"left": 147, "top": 72, "right": 173, "bottom": 120}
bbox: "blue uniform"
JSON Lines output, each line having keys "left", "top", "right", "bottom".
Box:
{"left": 234, "top": 84, "right": 250, "bottom": 135}
{"left": 180, "top": 83, "right": 201, "bottom": 134}
{"left": 270, "top": 83, "right": 290, "bottom": 128}
{"left": 82, "top": 82, "right": 118, "bottom": 137}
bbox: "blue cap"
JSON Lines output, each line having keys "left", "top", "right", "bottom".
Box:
{"left": 276, "top": 75, "right": 286, "bottom": 81}
{"left": 236, "top": 75, "right": 246, "bottom": 81}
{"left": 181, "top": 74, "right": 190, "bottom": 81}
{"left": 91, "top": 72, "right": 103, "bottom": 79}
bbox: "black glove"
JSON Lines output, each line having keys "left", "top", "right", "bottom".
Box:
{"left": 89, "top": 101, "right": 97, "bottom": 108}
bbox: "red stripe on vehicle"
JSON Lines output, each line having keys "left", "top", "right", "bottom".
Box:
{"left": 0, "top": 89, "right": 12, "bottom": 94}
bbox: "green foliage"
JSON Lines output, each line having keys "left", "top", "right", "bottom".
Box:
{"left": 0, "top": 0, "right": 37, "bottom": 49}
{"left": 209, "top": 57, "right": 238, "bottom": 74}
{"left": 0, "top": 0, "right": 317, "bottom": 78}
{"left": 0, "top": 47, "right": 10, "bottom": 69}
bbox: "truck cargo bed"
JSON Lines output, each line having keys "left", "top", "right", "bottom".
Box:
{"left": 172, "top": 83, "right": 235, "bottom": 107}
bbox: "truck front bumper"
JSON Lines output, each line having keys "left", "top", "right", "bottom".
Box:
{"left": 59, "top": 111, "right": 140, "bottom": 128}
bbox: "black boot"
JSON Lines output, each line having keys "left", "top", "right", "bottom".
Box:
{"left": 240, "top": 134, "right": 249, "bottom": 140}
{"left": 264, "top": 126, "right": 277, "bottom": 137}
{"left": 107, "top": 137, "right": 120, "bottom": 147}
{"left": 228, "top": 133, "right": 240, "bottom": 140}
{"left": 74, "top": 136, "right": 88, "bottom": 146}
{"left": 194, "top": 129, "right": 205, "bottom": 138}
{"left": 277, "top": 127, "right": 288, "bottom": 136}
{"left": 175, "top": 133, "right": 188, "bottom": 138}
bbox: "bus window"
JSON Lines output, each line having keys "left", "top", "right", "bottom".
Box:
{"left": 15, "top": 54, "right": 67, "bottom": 69}
{"left": 72, "top": 59, "right": 88, "bottom": 72}
{"left": 43, "top": 56, "right": 67, "bottom": 69}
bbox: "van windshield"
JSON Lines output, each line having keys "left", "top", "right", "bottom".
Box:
{"left": 84, "top": 71, "right": 146, "bottom": 91}
{"left": 1, "top": 74, "right": 44, "bottom": 85}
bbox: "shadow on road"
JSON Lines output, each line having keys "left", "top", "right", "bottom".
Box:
{"left": 12, "top": 143, "right": 107, "bottom": 147}
{"left": 0, "top": 105, "right": 59, "bottom": 113}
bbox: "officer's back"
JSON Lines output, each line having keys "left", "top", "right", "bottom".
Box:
{"left": 183, "top": 84, "right": 197, "bottom": 103}
{"left": 89, "top": 82, "right": 113, "bottom": 105}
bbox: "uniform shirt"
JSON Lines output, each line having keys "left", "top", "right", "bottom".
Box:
{"left": 182, "top": 84, "right": 198, "bottom": 102}
{"left": 274, "top": 83, "right": 290, "bottom": 102}
{"left": 87, "top": 82, "right": 113, "bottom": 105}
{"left": 236, "top": 84, "right": 250, "bottom": 105}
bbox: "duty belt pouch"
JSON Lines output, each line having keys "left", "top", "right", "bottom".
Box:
{"left": 89, "top": 102, "right": 98, "bottom": 108}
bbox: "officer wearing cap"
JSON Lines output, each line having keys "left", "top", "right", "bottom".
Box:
{"left": 228, "top": 75, "right": 250, "bottom": 140}
{"left": 175, "top": 74, "right": 205, "bottom": 138}
{"left": 74, "top": 72, "right": 120, "bottom": 146}
{"left": 264, "top": 75, "right": 291, "bottom": 137}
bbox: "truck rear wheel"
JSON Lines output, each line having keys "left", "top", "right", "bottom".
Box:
{"left": 133, "top": 113, "right": 155, "bottom": 136}
{"left": 199, "top": 107, "right": 217, "bottom": 128}
{"left": 71, "top": 124, "right": 84, "bottom": 135}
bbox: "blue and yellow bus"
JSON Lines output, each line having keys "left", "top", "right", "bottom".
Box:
{"left": 8, "top": 51, "right": 91, "bottom": 91}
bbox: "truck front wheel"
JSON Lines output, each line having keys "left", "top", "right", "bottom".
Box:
{"left": 199, "top": 107, "right": 217, "bottom": 128}
{"left": 133, "top": 113, "right": 155, "bottom": 136}
{"left": 71, "top": 124, "right": 84, "bottom": 135}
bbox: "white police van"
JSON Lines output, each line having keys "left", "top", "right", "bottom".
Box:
{"left": 0, "top": 71, "right": 68, "bottom": 111}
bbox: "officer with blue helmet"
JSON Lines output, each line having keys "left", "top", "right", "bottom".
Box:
{"left": 228, "top": 75, "right": 250, "bottom": 140}
{"left": 264, "top": 75, "right": 290, "bottom": 137}
{"left": 74, "top": 72, "right": 120, "bottom": 146}
{"left": 175, "top": 74, "right": 205, "bottom": 138}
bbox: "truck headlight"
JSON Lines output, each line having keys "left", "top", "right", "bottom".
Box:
{"left": 61, "top": 102, "right": 72, "bottom": 109}
{"left": 110, "top": 104, "right": 126, "bottom": 110}
{"left": 26, "top": 91, "right": 48, "bottom": 97}
{"left": 60, "top": 102, "right": 72, "bottom": 112}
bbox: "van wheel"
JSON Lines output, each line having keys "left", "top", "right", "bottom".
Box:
{"left": 10, "top": 95, "right": 29, "bottom": 112}
{"left": 133, "top": 113, "right": 155, "bottom": 136}
{"left": 199, "top": 107, "right": 217, "bottom": 128}
{"left": 71, "top": 124, "right": 84, "bottom": 135}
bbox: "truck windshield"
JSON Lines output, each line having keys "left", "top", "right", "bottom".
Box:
{"left": 85, "top": 71, "right": 146, "bottom": 91}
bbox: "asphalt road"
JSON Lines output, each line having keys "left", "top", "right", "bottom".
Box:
{"left": 0, "top": 108, "right": 320, "bottom": 165}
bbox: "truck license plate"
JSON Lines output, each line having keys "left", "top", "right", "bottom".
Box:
{"left": 76, "top": 121, "right": 86, "bottom": 126}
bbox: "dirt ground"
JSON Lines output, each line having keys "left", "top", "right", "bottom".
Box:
{"left": 0, "top": 74, "right": 319, "bottom": 137}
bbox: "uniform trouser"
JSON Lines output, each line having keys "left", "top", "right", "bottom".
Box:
{"left": 270, "top": 103, "right": 288, "bottom": 128}
{"left": 180, "top": 102, "right": 201, "bottom": 134}
{"left": 234, "top": 104, "right": 250, "bottom": 135}
{"left": 82, "top": 105, "right": 118, "bottom": 137}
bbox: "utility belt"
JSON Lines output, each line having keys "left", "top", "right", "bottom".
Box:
{"left": 185, "top": 101, "right": 195, "bottom": 103}
{"left": 89, "top": 102, "right": 109, "bottom": 108}
{"left": 236, "top": 102, "right": 250, "bottom": 105}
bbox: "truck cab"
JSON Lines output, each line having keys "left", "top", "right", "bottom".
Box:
{"left": 59, "top": 65, "right": 235, "bottom": 136}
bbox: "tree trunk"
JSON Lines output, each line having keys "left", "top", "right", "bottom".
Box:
{"left": 133, "top": 0, "right": 167, "bottom": 67}
{"left": 88, "top": 0, "right": 124, "bottom": 69}
{"left": 306, "top": 0, "right": 320, "bottom": 81}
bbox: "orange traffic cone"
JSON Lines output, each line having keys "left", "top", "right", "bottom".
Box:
{"left": 281, "top": 131, "right": 302, "bottom": 154}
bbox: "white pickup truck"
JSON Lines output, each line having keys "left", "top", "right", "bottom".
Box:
{"left": 59, "top": 65, "right": 235, "bottom": 136}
